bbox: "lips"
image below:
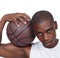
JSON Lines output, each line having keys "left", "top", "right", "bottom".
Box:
{"left": 44, "top": 41, "right": 52, "bottom": 45}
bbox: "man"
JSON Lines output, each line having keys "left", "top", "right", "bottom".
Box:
{"left": 0, "top": 10, "right": 60, "bottom": 58}
{"left": 30, "top": 11, "right": 60, "bottom": 58}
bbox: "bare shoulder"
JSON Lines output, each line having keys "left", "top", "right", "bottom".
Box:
{"left": 22, "top": 44, "right": 32, "bottom": 58}
{"left": 0, "top": 43, "right": 30, "bottom": 58}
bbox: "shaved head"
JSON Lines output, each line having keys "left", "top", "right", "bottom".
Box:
{"left": 32, "top": 10, "right": 54, "bottom": 24}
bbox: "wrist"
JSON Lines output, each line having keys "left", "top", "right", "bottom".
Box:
{"left": 1, "top": 15, "right": 7, "bottom": 23}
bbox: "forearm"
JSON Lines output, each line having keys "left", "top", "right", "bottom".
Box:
{"left": 0, "top": 17, "right": 6, "bottom": 44}
{"left": 0, "top": 32, "right": 2, "bottom": 44}
{"left": 0, "top": 16, "right": 6, "bottom": 32}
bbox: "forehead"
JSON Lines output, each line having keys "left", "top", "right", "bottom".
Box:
{"left": 33, "top": 20, "right": 53, "bottom": 32}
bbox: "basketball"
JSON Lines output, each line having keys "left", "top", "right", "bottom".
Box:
{"left": 6, "top": 20, "right": 35, "bottom": 47}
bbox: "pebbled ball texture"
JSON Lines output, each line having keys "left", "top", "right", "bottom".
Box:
{"left": 6, "top": 20, "right": 35, "bottom": 47}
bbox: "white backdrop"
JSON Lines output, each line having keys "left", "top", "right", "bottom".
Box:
{"left": 0, "top": 0, "right": 60, "bottom": 57}
{"left": 0, "top": 0, "right": 60, "bottom": 43}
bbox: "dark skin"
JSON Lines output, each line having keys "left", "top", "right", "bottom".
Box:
{"left": 33, "top": 20, "right": 58, "bottom": 48}
{"left": 0, "top": 43, "right": 31, "bottom": 58}
{"left": 0, "top": 13, "right": 31, "bottom": 58}
{"left": 0, "top": 12, "right": 59, "bottom": 58}
{"left": 0, "top": 13, "right": 30, "bottom": 43}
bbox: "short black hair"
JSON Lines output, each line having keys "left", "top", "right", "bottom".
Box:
{"left": 32, "top": 10, "right": 54, "bottom": 24}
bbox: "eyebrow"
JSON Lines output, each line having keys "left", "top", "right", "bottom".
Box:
{"left": 46, "top": 28, "right": 53, "bottom": 32}
{"left": 35, "top": 27, "right": 53, "bottom": 34}
{"left": 36, "top": 28, "right": 53, "bottom": 33}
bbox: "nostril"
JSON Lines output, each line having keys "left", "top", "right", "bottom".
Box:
{"left": 45, "top": 37, "right": 50, "bottom": 41}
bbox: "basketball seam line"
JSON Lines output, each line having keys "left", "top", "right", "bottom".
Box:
{"left": 15, "top": 23, "right": 33, "bottom": 45}
{"left": 9, "top": 22, "right": 32, "bottom": 40}
{"left": 16, "top": 35, "right": 34, "bottom": 45}
{"left": 9, "top": 22, "right": 18, "bottom": 41}
{"left": 10, "top": 22, "right": 33, "bottom": 45}
{"left": 7, "top": 22, "right": 18, "bottom": 35}
{"left": 15, "top": 36, "right": 34, "bottom": 46}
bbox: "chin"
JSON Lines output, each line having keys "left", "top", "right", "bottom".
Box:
{"left": 44, "top": 45, "right": 53, "bottom": 48}
{"left": 43, "top": 44, "right": 54, "bottom": 48}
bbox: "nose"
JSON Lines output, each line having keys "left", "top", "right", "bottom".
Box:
{"left": 44, "top": 33, "right": 50, "bottom": 41}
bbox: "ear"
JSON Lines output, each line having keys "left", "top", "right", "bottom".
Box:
{"left": 53, "top": 21, "right": 58, "bottom": 29}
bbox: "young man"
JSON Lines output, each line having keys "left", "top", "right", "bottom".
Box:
{"left": 0, "top": 10, "right": 60, "bottom": 58}
{"left": 30, "top": 11, "right": 59, "bottom": 58}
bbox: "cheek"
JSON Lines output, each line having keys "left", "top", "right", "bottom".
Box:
{"left": 49, "top": 31, "right": 56, "bottom": 39}
{"left": 37, "top": 35, "right": 44, "bottom": 42}
{"left": 52, "top": 31, "right": 56, "bottom": 38}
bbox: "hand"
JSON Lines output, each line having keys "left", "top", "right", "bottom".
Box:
{"left": 2, "top": 13, "right": 31, "bottom": 26}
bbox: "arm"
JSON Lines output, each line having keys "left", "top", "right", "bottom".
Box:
{"left": 0, "top": 18, "right": 6, "bottom": 44}
{"left": 0, "top": 13, "right": 30, "bottom": 44}
{"left": 0, "top": 43, "right": 29, "bottom": 58}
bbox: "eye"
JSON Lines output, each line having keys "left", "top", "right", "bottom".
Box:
{"left": 47, "top": 28, "right": 53, "bottom": 33}
{"left": 47, "top": 30, "right": 51, "bottom": 33}
{"left": 36, "top": 32, "right": 43, "bottom": 36}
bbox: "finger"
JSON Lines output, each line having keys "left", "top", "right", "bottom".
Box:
{"left": 13, "top": 18, "right": 18, "bottom": 26}
{"left": 22, "top": 15, "right": 31, "bottom": 21}
{"left": 23, "top": 13, "right": 31, "bottom": 19}
{"left": 18, "top": 17, "right": 27, "bottom": 24}
{"left": 14, "top": 21, "right": 19, "bottom": 27}
{"left": 16, "top": 13, "right": 31, "bottom": 21}
{"left": 19, "top": 16, "right": 30, "bottom": 22}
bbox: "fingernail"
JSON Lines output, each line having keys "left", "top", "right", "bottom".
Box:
{"left": 17, "top": 25, "right": 19, "bottom": 27}
{"left": 24, "top": 22, "right": 27, "bottom": 24}
{"left": 28, "top": 19, "right": 30, "bottom": 21}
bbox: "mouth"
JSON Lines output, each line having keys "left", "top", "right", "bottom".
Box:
{"left": 44, "top": 41, "right": 52, "bottom": 46}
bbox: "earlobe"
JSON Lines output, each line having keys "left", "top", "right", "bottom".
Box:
{"left": 54, "top": 21, "right": 58, "bottom": 29}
